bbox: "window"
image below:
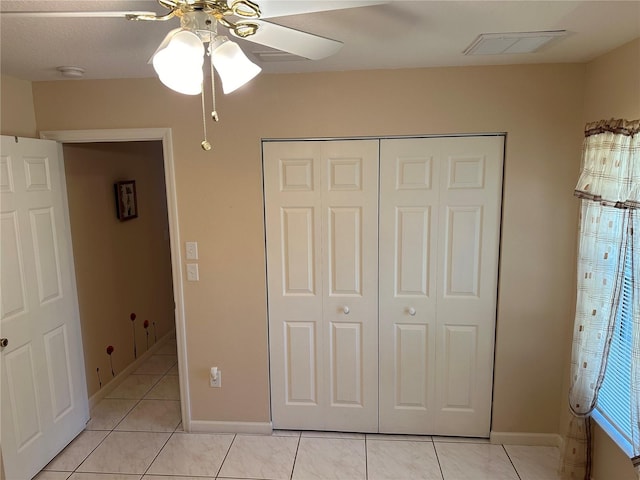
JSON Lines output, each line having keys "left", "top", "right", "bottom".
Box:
{"left": 595, "top": 244, "right": 633, "bottom": 453}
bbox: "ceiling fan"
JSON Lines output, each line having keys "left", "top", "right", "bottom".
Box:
{"left": 3, "top": 1, "right": 385, "bottom": 62}
{"left": 2, "top": 0, "right": 386, "bottom": 149}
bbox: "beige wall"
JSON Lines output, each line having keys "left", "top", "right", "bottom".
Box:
{"left": 583, "top": 38, "right": 640, "bottom": 480}
{"left": 63, "top": 141, "right": 175, "bottom": 397}
{"left": 32, "top": 63, "right": 585, "bottom": 431}
{"left": 584, "top": 38, "right": 640, "bottom": 121}
{"left": 1, "top": 75, "right": 37, "bottom": 137}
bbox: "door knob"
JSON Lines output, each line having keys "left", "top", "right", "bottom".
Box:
{"left": 343, "top": 306, "right": 350, "bottom": 314}
{"left": 0, "top": 338, "right": 8, "bottom": 348}
{"left": 408, "top": 307, "right": 416, "bottom": 316}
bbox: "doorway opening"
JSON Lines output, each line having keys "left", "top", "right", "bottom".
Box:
{"left": 41, "top": 128, "right": 190, "bottom": 428}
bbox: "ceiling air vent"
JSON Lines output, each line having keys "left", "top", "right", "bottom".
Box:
{"left": 463, "top": 30, "right": 567, "bottom": 55}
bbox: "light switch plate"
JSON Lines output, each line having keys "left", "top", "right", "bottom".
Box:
{"left": 186, "top": 263, "right": 199, "bottom": 281}
{"left": 185, "top": 241, "right": 198, "bottom": 260}
{"left": 210, "top": 370, "right": 221, "bottom": 388}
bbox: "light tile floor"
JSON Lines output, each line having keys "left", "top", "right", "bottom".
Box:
{"left": 35, "top": 339, "right": 560, "bottom": 480}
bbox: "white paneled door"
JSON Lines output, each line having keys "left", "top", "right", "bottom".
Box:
{"left": 1, "top": 136, "right": 89, "bottom": 479}
{"left": 265, "top": 136, "right": 503, "bottom": 436}
{"left": 379, "top": 136, "right": 503, "bottom": 436}
{"left": 264, "top": 140, "right": 379, "bottom": 432}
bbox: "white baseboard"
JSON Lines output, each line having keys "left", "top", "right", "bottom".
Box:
{"left": 189, "top": 420, "right": 273, "bottom": 435}
{"left": 88, "top": 330, "right": 176, "bottom": 410}
{"left": 490, "top": 431, "right": 563, "bottom": 447}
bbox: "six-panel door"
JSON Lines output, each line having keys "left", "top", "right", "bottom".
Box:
{"left": 1, "top": 136, "right": 89, "bottom": 479}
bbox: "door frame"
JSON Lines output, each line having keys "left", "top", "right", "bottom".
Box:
{"left": 39, "top": 128, "right": 191, "bottom": 429}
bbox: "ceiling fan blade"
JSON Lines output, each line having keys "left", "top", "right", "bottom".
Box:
{"left": 233, "top": 20, "right": 342, "bottom": 60}
{"left": 0, "top": 11, "right": 157, "bottom": 18}
{"left": 256, "top": 1, "right": 388, "bottom": 19}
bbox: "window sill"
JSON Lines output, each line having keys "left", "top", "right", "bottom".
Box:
{"left": 592, "top": 408, "right": 633, "bottom": 458}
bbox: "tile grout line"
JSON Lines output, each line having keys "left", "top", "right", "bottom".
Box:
{"left": 431, "top": 438, "right": 446, "bottom": 480}
{"left": 106, "top": 367, "right": 180, "bottom": 434}
{"left": 289, "top": 431, "right": 302, "bottom": 480}
{"left": 76, "top": 431, "right": 111, "bottom": 475}
{"left": 502, "top": 444, "right": 523, "bottom": 480}
{"left": 364, "top": 434, "right": 369, "bottom": 480}
{"left": 72, "top": 413, "right": 120, "bottom": 477}
{"left": 105, "top": 374, "right": 162, "bottom": 401}
{"left": 108, "top": 388, "right": 145, "bottom": 433}
{"left": 140, "top": 429, "right": 175, "bottom": 478}
{"left": 44, "top": 429, "right": 111, "bottom": 477}
{"left": 214, "top": 433, "right": 238, "bottom": 479}
{"left": 77, "top": 392, "right": 138, "bottom": 477}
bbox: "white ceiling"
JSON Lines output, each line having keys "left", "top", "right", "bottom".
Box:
{"left": 1, "top": 1, "right": 639, "bottom": 82}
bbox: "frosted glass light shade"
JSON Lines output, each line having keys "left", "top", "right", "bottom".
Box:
{"left": 210, "top": 36, "right": 261, "bottom": 94}
{"left": 153, "top": 30, "right": 204, "bottom": 95}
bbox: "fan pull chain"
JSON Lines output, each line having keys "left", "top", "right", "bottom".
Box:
{"left": 210, "top": 33, "right": 219, "bottom": 122}
{"left": 200, "top": 83, "right": 211, "bottom": 151}
{"left": 200, "top": 30, "right": 217, "bottom": 152}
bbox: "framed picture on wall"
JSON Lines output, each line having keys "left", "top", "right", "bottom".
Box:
{"left": 114, "top": 180, "right": 138, "bottom": 221}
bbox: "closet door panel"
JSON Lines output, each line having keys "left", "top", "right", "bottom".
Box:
{"left": 380, "top": 136, "right": 503, "bottom": 436}
{"left": 434, "top": 136, "right": 503, "bottom": 436}
{"left": 441, "top": 324, "right": 477, "bottom": 409}
{"left": 266, "top": 140, "right": 379, "bottom": 432}
{"left": 396, "top": 206, "right": 431, "bottom": 296}
{"left": 264, "top": 142, "right": 324, "bottom": 429}
{"left": 394, "top": 323, "right": 429, "bottom": 409}
{"left": 444, "top": 205, "right": 482, "bottom": 297}
{"left": 322, "top": 140, "right": 379, "bottom": 432}
{"left": 281, "top": 207, "right": 316, "bottom": 295}
{"left": 284, "top": 321, "right": 317, "bottom": 404}
{"left": 330, "top": 321, "right": 363, "bottom": 405}
{"left": 379, "top": 138, "right": 439, "bottom": 433}
{"left": 328, "top": 206, "right": 362, "bottom": 295}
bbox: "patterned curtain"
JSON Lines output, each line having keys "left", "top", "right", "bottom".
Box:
{"left": 561, "top": 118, "right": 640, "bottom": 480}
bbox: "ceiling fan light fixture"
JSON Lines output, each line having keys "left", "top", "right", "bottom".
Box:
{"left": 210, "top": 36, "right": 262, "bottom": 94}
{"left": 156, "top": 65, "right": 203, "bottom": 95}
{"left": 152, "top": 30, "right": 204, "bottom": 95}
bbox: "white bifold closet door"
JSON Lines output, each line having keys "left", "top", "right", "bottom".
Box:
{"left": 378, "top": 136, "right": 503, "bottom": 436}
{"left": 264, "top": 140, "right": 379, "bottom": 432}
{"left": 265, "top": 135, "right": 503, "bottom": 436}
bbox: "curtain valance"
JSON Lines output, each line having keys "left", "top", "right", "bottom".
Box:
{"left": 574, "top": 118, "right": 640, "bottom": 209}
